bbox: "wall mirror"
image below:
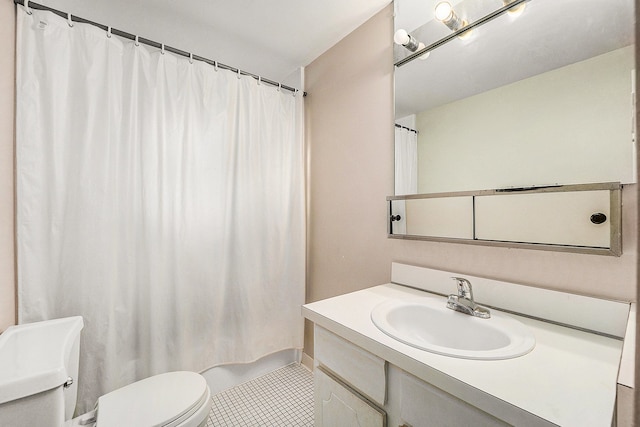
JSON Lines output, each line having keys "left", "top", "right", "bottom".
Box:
{"left": 393, "top": 0, "right": 635, "bottom": 196}
{"left": 389, "top": 0, "right": 633, "bottom": 255}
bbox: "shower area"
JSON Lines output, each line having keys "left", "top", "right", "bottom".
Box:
{"left": 14, "top": 2, "right": 306, "bottom": 414}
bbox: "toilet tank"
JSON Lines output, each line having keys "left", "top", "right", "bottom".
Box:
{"left": 0, "top": 316, "right": 84, "bottom": 426}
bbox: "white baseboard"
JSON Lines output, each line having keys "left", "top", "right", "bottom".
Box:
{"left": 301, "top": 352, "right": 314, "bottom": 371}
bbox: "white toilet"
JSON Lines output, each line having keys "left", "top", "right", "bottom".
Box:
{"left": 0, "top": 316, "right": 211, "bottom": 427}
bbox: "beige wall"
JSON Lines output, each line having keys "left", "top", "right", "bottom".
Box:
{"left": 304, "top": 5, "right": 396, "bottom": 356}
{"left": 0, "top": 1, "right": 16, "bottom": 331}
{"left": 304, "top": 4, "right": 637, "bottom": 359}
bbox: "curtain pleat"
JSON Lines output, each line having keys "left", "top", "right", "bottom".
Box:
{"left": 16, "top": 7, "right": 304, "bottom": 413}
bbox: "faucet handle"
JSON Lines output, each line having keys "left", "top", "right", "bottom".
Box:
{"left": 451, "top": 277, "right": 473, "bottom": 300}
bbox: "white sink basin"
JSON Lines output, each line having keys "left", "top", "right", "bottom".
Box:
{"left": 371, "top": 298, "right": 535, "bottom": 360}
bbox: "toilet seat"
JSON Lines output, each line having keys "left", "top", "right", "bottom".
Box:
{"left": 96, "top": 371, "right": 211, "bottom": 427}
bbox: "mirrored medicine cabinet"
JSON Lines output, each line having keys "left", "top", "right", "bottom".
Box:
{"left": 390, "top": 0, "right": 635, "bottom": 255}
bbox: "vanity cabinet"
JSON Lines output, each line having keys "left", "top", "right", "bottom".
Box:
{"left": 305, "top": 268, "right": 628, "bottom": 426}
{"left": 313, "top": 325, "right": 514, "bottom": 427}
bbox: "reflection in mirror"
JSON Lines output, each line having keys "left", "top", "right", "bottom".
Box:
{"left": 394, "top": 0, "right": 636, "bottom": 195}
{"left": 394, "top": 124, "right": 418, "bottom": 195}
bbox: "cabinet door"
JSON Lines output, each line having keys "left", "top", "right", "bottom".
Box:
{"left": 315, "top": 367, "right": 386, "bottom": 427}
{"left": 399, "top": 372, "right": 508, "bottom": 427}
{"left": 390, "top": 200, "right": 407, "bottom": 235}
{"left": 475, "top": 190, "right": 612, "bottom": 248}
{"left": 404, "top": 196, "right": 474, "bottom": 238}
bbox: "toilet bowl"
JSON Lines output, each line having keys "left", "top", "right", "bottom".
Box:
{"left": 0, "top": 317, "right": 211, "bottom": 427}
{"left": 65, "top": 371, "right": 211, "bottom": 427}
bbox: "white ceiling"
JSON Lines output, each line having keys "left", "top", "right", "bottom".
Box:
{"left": 32, "top": 0, "right": 632, "bottom": 107}
{"left": 36, "top": 0, "right": 391, "bottom": 86}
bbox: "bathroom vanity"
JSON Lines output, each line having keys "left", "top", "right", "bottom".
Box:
{"left": 302, "top": 263, "right": 635, "bottom": 427}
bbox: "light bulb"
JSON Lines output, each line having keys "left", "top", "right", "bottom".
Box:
{"left": 434, "top": 1, "right": 473, "bottom": 39}
{"left": 393, "top": 29, "right": 420, "bottom": 51}
{"left": 417, "top": 43, "right": 430, "bottom": 60}
{"left": 504, "top": 0, "right": 526, "bottom": 17}
{"left": 434, "top": 2, "right": 453, "bottom": 22}
{"left": 457, "top": 24, "right": 473, "bottom": 40}
{"left": 394, "top": 29, "right": 410, "bottom": 46}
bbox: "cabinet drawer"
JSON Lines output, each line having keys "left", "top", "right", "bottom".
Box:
{"left": 314, "top": 326, "right": 387, "bottom": 406}
{"left": 314, "top": 367, "right": 386, "bottom": 427}
{"left": 475, "top": 190, "right": 612, "bottom": 247}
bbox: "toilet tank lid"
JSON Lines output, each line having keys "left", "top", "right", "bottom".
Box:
{"left": 0, "top": 316, "right": 84, "bottom": 404}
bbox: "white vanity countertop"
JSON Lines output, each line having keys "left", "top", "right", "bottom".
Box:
{"left": 303, "top": 283, "right": 624, "bottom": 427}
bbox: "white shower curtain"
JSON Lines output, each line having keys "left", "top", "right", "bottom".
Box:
{"left": 16, "top": 7, "right": 304, "bottom": 412}
{"left": 394, "top": 126, "right": 418, "bottom": 195}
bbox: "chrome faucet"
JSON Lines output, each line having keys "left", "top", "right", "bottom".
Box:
{"left": 446, "top": 277, "right": 491, "bottom": 319}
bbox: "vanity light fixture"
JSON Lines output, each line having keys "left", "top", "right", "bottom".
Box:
{"left": 394, "top": 29, "right": 430, "bottom": 60}
{"left": 434, "top": 2, "right": 473, "bottom": 39}
{"left": 394, "top": 29, "right": 420, "bottom": 51}
{"left": 503, "top": 0, "right": 526, "bottom": 17}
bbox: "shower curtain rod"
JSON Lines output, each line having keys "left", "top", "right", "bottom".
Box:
{"left": 395, "top": 123, "right": 418, "bottom": 134}
{"left": 14, "top": 0, "right": 306, "bottom": 96}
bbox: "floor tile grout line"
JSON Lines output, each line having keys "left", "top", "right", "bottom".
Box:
{"left": 207, "top": 363, "right": 313, "bottom": 426}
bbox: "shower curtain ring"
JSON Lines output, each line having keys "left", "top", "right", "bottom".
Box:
{"left": 135, "top": 35, "right": 139, "bottom": 46}
{"left": 189, "top": 53, "right": 194, "bottom": 64}
{"left": 214, "top": 61, "right": 218, "bottom": 72}
{"left": 237, "top": 69, "right": 241, "bottom": 79}
{"left": 24, "top": 0, "right": 32, "bottom": 15}
{"left": 292, "top": 89, "right": 298, "bottom": 98}
{"left": 257, "top": 76, "right": 261, "bottom": 86}
{"left": 277, "top": 83, "right": 281, "bottom": 92}
{"left": 161, "top": 44, "right": 165, "bottom": 55}
{"left": 67, "top": 12, "right": 73, "bottom": 27}
{"left": 106, "top": 26, "right": 112, "bottom": 38}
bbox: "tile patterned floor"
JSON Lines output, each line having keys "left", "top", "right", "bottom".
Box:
{"left": 206, "top": 363, "right": 314, "bottom": 426}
